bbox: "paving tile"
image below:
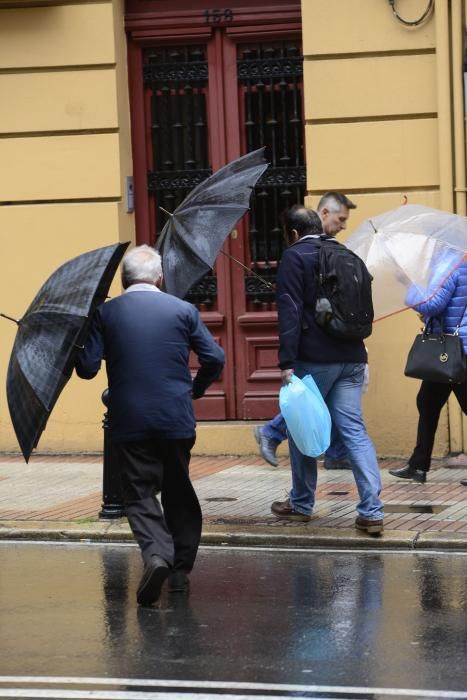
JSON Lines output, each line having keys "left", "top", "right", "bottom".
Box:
{"left": 0, "top": 455, "right": 466, "bottom": 544}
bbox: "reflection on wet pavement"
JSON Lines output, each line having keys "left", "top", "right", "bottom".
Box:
{"left": 0, "top": 542, "right": 466, "bottom": 695}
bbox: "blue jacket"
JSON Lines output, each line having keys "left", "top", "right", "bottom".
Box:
{"left": 406, "top": 259, "right": 467, "bottom": 353}
{"left": 277, "top": 236, "right": 367, "bottom": 369}
{"left": 75, "top": 286, "right": 225, "bottom": 441}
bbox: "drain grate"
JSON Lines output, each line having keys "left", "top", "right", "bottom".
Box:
{"left": 385, "top": 503, "right": 448, "bottom": 514}
{"left": 205, "top": 497, "right": 238, "bottom": 503}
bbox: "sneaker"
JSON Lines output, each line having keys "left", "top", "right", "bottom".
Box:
{"left": 355, "top": 515, "right": 384, "bottom": 535}
{"left": 461, "top": 479, "right": 467, "bottom": 486}
{"left": 324, "top": 458, "right": 352, "bottom": 470}
{"left": 255, "top": 426, "right": 279, "bottom": 467}
{"left": 271, "top": 498, "right": 311, "bottom": 522}
{"left": 389, "top": 464, "right": 426, "bottom": 483}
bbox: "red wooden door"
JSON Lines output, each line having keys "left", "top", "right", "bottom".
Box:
{"left": 126, "top": 1, "right": 304, "bottom": 420}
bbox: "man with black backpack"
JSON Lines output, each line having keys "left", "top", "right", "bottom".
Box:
{"left": 255, "top": 192, "right": 361, "bottom": 468}
{"left": 270, "top": 198, "right": 384, "bottom": 535}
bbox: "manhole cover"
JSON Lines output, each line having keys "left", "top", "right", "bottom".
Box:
{"left": 205, "top": 497, "right": 238, "bottom": 502}
{"left": 328, "top": 490, "right": 350, "bottom": 496}
{"left": 385, "top": 504, "right": 448, "bottom": 514}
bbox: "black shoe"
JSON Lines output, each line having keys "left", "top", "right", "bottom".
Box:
{"left": 168, "top": 570, "right": 190, "bottom": 593}
{"left": 137, "top": 555, "right": 170, "bottom": 606}
{"left": 389, "top": 464, "right": 427, "bottom": 483}
{"left": 324, "top": 458, "right": 352, "bottom": 470}
{"left": 461, "top": 480, "right": 467, "bottom": 486}
{"left": 255, "top": 426, "right": 279, "bottom": 467}
{"left": 271, "top": 498, "right": 312, "bottom": 522}
{"left": 355, "top": 515, "right": 384, "bottom": 535}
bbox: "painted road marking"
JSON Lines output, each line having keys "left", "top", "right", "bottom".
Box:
{"left": 0, "top": 677, "right": 466, "bottom": 699}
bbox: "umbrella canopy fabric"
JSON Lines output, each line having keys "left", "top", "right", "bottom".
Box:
{"left": 345, "top": 204, "right": 467, "bottom": 320}
{"left": 156, "top": 148, "right": 269, "bottom": 299}
{"left": 4, "top": 242, "right": 129, "bottom": 461}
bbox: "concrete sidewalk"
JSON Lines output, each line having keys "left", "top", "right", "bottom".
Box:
{"left": 1, "top": 452, "right": 467, "bottom": 549}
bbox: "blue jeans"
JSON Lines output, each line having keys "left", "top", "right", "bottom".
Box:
{"left": 263, "top": 413, "right": 349, "bottom": 460}
{"left": 288, "top": 362, "right": 383, "bottom": 521}
{"left": 263, "top": 413, "right": 288, "bottom": 444}
{"left": 325, "top": 429, "right": 349, "bottom": 461}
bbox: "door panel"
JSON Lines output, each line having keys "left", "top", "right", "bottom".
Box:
{"left": 142, "top": 42, "right": 234, "bottom": 419}
{"left": 126, "top": 1, "right": 303, "bottom": 420}
{"left": 224, "top": 37, "right": 305, "bottom": 418}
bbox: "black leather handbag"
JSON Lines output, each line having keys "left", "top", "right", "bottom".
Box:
{"left": 404, "top": 304, "right": 467, "bottom": 384}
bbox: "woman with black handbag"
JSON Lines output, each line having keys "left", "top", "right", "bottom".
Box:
{"left": 389, "top": 258, "right": 467, "bottom": 484}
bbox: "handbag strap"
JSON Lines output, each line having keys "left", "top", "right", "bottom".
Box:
{"left": 425, "top": 302, "right": 467, "bottom": 335}
{"left": 454, "top": 302, "right": 467, "bottom": 334}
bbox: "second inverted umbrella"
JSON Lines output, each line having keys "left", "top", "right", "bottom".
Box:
{"left": 156, "top": 148, "right": 269, "bottom": 299}
{"left": 2, "top": 242, "right": 129, "bottom": 461}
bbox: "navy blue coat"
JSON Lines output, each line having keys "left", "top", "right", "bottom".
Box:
{"left": 75, "top": 287, "right": 225, "bottom": 442}
{"left": 277, "top": 236, "right": 367, "bottom": 369}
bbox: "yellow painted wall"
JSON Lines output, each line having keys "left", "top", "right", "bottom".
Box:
{"left": 303, "top": 0, "right": 458, "bottom": 457}
{"left": 0, "top": 0, "right": 463, "bottom": 459}
{"left": 0, "top": 0, "right": 135, "bottom": 455}
{"left": 0, "top": 70, "right": 119, "bottom": 133}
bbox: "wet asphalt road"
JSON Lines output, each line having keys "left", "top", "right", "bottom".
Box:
{"left": 0, "top": 542, "right": 467, "bottom": 699}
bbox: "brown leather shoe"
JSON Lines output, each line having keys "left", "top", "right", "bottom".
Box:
{"left": 355, "top": 515, "right": 384, "bottom": 535}
{"left": 271, "top": 498, "right": 311, "bottom": 522}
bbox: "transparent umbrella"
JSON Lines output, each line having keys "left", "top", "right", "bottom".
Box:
{"left": 345, "top": 204, "right": 467, "bottom": 320}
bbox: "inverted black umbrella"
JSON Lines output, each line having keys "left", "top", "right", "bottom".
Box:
{"left": 156, "top": 147, "right": 270, "bottom": 299}
{"left": 1, "top": 242, "right": 129, "bottom": 462}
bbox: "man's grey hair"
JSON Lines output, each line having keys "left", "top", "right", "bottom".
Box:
{"left": 317, "top": 191, "right": 357, "bottom": 212}
{"left": 122, "top": 245, "right": 163, "bottom": 287}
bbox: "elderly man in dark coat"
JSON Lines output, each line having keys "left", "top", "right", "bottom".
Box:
{"left": 75, "top": 244, "right": 224, "bottom": 606}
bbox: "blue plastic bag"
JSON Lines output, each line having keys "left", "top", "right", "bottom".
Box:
{"left": 279, "top": 374, "right": 331, "bottom": 457}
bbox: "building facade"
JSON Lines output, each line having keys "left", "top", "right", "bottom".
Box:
{"left": 0, "top": 0, "right": 465, "bottom": 457}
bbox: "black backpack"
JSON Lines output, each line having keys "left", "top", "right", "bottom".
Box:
{"left": 312, "top": 238, "right": 374, "bottom": 340}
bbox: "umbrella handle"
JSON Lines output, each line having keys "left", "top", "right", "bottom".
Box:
{"left": 219, "top": 250, "right": 274, "bottom": 290}
{"left": 0, "top": 312, "right": 20, "bottom": 325}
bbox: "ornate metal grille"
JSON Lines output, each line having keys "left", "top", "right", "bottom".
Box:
{"left": 143, "top": 41, "right": 304, "bottom": 308}
{"left": 238, "top": 43, "right": 305, "bottom": 306}
{"left": 144, "top": 46, "right": 217, "bottom": 305}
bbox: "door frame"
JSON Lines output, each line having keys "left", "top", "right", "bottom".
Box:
{"left": 125, "top": 0, "right": 302, "bottom": 419}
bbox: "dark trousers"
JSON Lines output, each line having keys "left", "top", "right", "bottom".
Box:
{"left": 409, "top": 379, "right": 467, "bottom": 472}
{"left": 117, "top": 436, "right": 201, "bottom": 572}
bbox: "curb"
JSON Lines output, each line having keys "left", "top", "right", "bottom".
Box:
{"left": 1, "top": 520, "right": 467, "bottom": 551}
